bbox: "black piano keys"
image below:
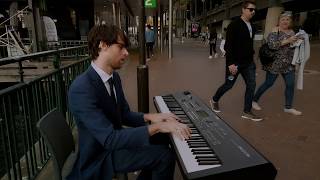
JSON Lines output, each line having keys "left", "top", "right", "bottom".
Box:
{"left": 162, "top": 95, "right": 222, "bottom": 166}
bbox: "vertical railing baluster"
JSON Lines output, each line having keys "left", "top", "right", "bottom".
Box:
{"left": 18, "top": 61, "right": 24, "bottom": 83}
{"left": 2, "top": 97, "right": 17, "bottom": 180}
{"left": 1, "top": 101, "right": 12, "bottom": 180}
{"left": 17, "top": 90, "right": 31, "bottom": 179}
{"left": 24, "top": 87, "right": 37, "bottom": 176}
{"left": 25, "top": 85, "right": 38, "bottom": 173}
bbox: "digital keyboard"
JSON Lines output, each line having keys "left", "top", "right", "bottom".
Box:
{"left": 154, "top": 91, "right": 277, "bottom": 180}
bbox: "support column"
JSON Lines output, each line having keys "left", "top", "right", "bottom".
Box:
{"left": 118, "top": 2, "right": 121, "bottom": 28}
{"left": 34, "top": 7, "right": 46, "bottom": 51}
{"left": 9, "top": 2, "right": 18, "bottom": 27}
{"left": 154, "top": 15, "right": 158, "bottom": 48}
{"left": 125, "top": 14, "right": 129, "bottom": 34}
{"left": 194, "top": 0, "right": 198, "bottom": 17}
{"left": 137, "top": 0, "right": 149, "bottom": 113}
{"left": 169, "top": 0, "right": 173, "bottom": 59}
{"left": 299, "top": 12, "right": 308, "bottom": 27}
{"left": 159, "top": 5, "right": 163, "bottom": 53}
{"left": 27, "top": 0, "right": 38, "bottom": 52}
{"left": 222, "top": 20, "right": 231, "bottom": 32}
{"left": 264, "top": 7, "right": 283, "bottom": 39}
{"left": 112, "top": 3, "right": 117, "bottom": 25}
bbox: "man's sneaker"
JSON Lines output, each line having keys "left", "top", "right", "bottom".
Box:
{"left": 209, "top": 99, "right": 221, "bottom": 113}
{"left": 284, "top": 108, "right": 302, "bottom": 115}
{"left": 241, "top": 111, "right": 263, "bottom": 122}
{"left": 214, "top": 53, "right": 218, "bottom": 58}
{"left": 252, "top": 101, "right": 262, "bottom": 110}
{"left": 209, "top": 55, "right": 213, "bottom": 59}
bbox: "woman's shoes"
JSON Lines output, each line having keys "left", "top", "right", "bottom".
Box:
{"left": 252, "top": 101, "right": 262, "bottom": 110}
{"left": 252, "top": 102, "right": 302, "bottom": 115}
{"left": 284, "top": 108, "right": 302, "bottom": 115}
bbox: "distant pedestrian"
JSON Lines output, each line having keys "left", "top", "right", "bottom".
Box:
{"left": 219, "top": 36, "right": 226, "bottom": 57}
{"left": 219, "top": 28, "right": 227, "bottom": 57}
{"left": 145, "top": 24, "right": 155, "bottom": 60}
{"left": 252, "top": 11, "right": 303, "bottom": 115}
{"left": 209, "top": 1, "right": 262, "bottom": 121}
{"left": 208, "top": 28, "right": 218, "bottom": 59}
{"left": 165, "top": 30, "right": 169, "bottom": 45}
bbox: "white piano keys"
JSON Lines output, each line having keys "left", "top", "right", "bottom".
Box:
{"left": 154, "top": 96, "right": 221, "bottom": 173}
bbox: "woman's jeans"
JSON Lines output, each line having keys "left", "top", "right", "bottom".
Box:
{"left": 253, "top": 70, "right": 295, "bottom": 109}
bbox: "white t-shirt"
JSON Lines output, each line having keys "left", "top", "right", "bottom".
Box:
{"left": 244, "top": 21, "right": 252, "bottom": 38}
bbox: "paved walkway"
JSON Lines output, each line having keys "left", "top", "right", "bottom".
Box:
{"left": 37, "top": 38, "right": 320, "bottom": 180}
{"left": 120, "top": 38, "right": 320, "bottom": 180}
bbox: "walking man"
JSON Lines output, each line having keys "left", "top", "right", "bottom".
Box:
{"left": 210, "top": 1, "right": 262, "bottom": 121}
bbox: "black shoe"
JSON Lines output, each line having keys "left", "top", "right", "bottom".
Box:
{"left": 209, "top": 99, "right": 221, "bottom": 113}
{"left": 241, "top": 111, "right": 263, "bottom": 122}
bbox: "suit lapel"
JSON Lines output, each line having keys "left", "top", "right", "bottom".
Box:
{"left": 86, "top": 66, "right": 122, "bottom": 128}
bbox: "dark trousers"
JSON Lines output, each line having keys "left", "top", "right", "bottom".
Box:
{"left": 209, "top": 43, "right": 216, "bottom": 56}
{"left": 112, "top": 144, "right": 175, "bottom": 180}
{"left": 212, "top": 62, "right": 256, "bottom": 113}
{"left": 253, "top": 70, "right": 295, "bottom": 109}
{"left": 146, "top": 42, "right": 154, "bottom": 58}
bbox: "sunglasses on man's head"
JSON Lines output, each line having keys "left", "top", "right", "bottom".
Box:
{"left": 246, "top": 8, "right": 256, "bottom": 12}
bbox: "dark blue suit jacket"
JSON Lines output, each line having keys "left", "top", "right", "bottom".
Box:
{"left": 67, "top": 65, "right": 150, "bottom": 180}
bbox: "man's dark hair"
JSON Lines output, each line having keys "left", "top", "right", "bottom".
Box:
{"left": 242, "top": 0, "right": 256, "bottom": 8}
{"left": 87, "top": 24, "right": 129, "bottom": 60}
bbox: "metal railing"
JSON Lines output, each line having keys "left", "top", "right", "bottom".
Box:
{"left": 47, "top": 40, "right": 88, "bottom": 50}
{"left": 0, "top": 46, "right": 91, "bottom": 180}
{"left": 0, "top": 40, "right": 88, "bottom": 59}
{"left": 0, "top": 45, "right": 88, "bottom": 83}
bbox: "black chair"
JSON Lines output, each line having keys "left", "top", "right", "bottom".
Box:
{"left": 37, "top": 109, "right": 76, "bottom": 180}
{"left": 37, "top": 109, "right": 128, "bottom": 180}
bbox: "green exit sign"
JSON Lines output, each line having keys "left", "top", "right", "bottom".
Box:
{"left": 145, "top": 0, "right": 157, "bottom": 8}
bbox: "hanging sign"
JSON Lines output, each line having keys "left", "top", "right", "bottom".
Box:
{"left": 145, "top": 0, "right": 157, "bottom": 8}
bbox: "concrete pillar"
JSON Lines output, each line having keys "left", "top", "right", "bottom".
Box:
{"left": 118, "top": 2, "right": 121, "bottom": 28}
{"left": 112, "top": 3, "right": 116, "bottom": 25}
{"left": 169, "top": 0, "right": 173, "bottom": 59}
{"left": 264, "top": 6, "right": 283, "bottom": 40}
{"left": 28, "top": 0, "right": 38, "bottom": 52}
{"left": 9, "top": 2, "right": 18, "bottom": 26}
{"left": 299, "top": 11, "right": 308, "bottom": 27}
{"left": 221, "top": 19, "right": 231, "bottom": 35}
{"left": 194, "top": 0, "right": 197, "bottom": 17}
{"left": 159, "top": 5, "right": 163, "bottom": 53}
{"left": 154, "top": 14, "right": 158, "bottom": 48}
{"left": 35, "top": 7, "right": 46, "bottom": 51}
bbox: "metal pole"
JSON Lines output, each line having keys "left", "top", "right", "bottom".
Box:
{"left": 118, "top": 1, "right": 121, "bottom": 28}
{"left": 168, "top": 0, "right": 173, "bottom": 59}
{"left": 112, "top": 3, "right": 116, "bottom": 25}
{"left": 159, "top": 5, "right": 163, "bottom": 53}
{"left": 137, "top": 0, "right": 149, "bottom": 113}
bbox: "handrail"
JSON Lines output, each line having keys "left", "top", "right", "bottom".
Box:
{"left": 0, "top": 45, "right": 87, "bottom": 66}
